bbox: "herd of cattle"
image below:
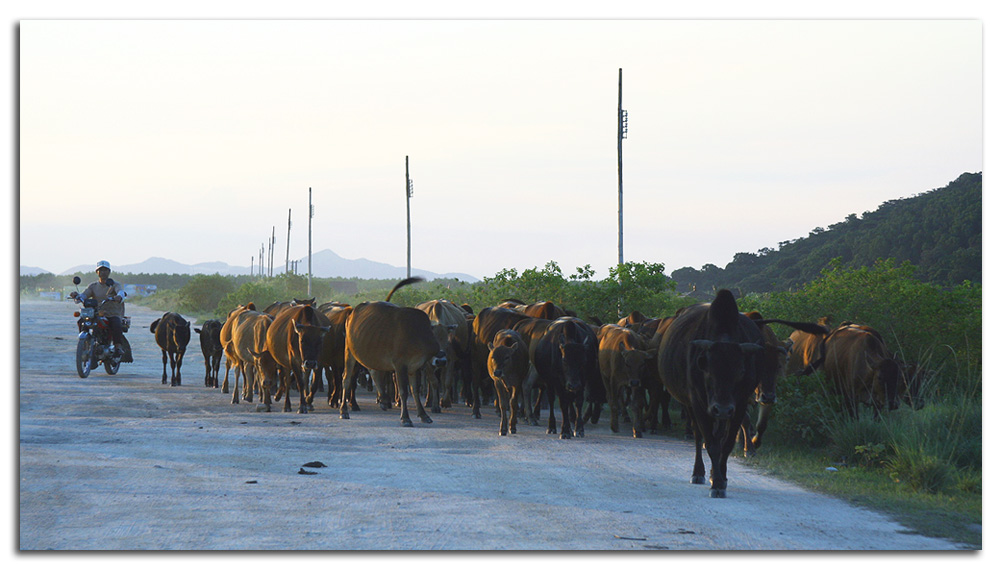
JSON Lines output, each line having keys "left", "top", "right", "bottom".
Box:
{"left": 145, "top": 277, "right": 923, "bottom": 498}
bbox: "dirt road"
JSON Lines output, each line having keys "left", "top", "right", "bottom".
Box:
{"left": 17, "top": 300, "right": 960, "bottom": 550}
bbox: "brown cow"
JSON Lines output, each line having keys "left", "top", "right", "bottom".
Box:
{"left": 230, "top": 310, "right": 277, "bottom": 408}
{"left": 598, "top": 324, "right": 656, "bottom": 438}
{"left": 220, "top": 303, "right": 257, "bottom": 395}
{"left": 265, "top": 304, "right": 330, "bottom": 414}
{"left": 342, "top": 277, "right": 447, "bottom": 427}
{"left": 150, "top": 312, "right": 191, "bottom": 386}
{"left": 416, "top": 299, "right": 472, "bottom": 413}
{"left": 487, "top": 329, "right": 530, "bottom": 436}
{"left": 470, "top": 306, "right": 530, "bottom": 419}
{"left": 821, "top": 324, "right": 902, "bottom": 417}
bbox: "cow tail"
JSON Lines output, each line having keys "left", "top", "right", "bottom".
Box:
{"left": 385, "top": 276, "right": 425, "bottom": 302}
{"left": 150, "top": 318, "right": 161, "bottom": 334}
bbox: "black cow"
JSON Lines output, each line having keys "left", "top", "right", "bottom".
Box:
{"left": 150, "top": 312, "right": 192, "bottom": 386}
{"left": 194, "top": 319, "right": 224, "bottom": 388}
{"left": 531, "top": 316, "right": 603, "bottom": 439}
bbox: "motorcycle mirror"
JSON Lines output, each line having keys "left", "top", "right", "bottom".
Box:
{"left": 106, "top": 278, "right": 115, "bottom": 286}
{"left": 72, "top": 276, "right": 81, "bottom": 285}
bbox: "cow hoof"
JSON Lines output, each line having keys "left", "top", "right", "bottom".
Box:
{"left": 710, "top": 489, "right": 727, "bottom": 498}
{"left": 560, "top": 433, "right": 573, "bottom": 440}
{"left": 691, "top": 475, "right": 706, "bottom": 485}
{"left": 401, "top": 418, "right": 414, "bottom": 427}
{"left": 420, "top": 415, "right": 433, "bottom": 424}
{"left": 633, "top": 432, "right": 643, "bottom": 439}
{"left": 298, "top": 407, "right": 308, "bottom": 414}
{"left": 510, "top": 426, "right": 516, "bottom": 434}
{"left": 340, "top": 412, "right": 350, "bottom": 419}
{"left": 499, "top": 430, "right": 508, "bottom": 436}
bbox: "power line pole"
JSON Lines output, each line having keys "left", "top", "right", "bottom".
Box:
{"left": 617, "top": 68, "right": 628, "bottom": 268}
{"left": 308, "top": 187, "right": 314, "bottom": 296}
{"left": 285, "top": 208, "right": 292, "bottom": 274}
{"left": 405, "top": 156, "right": 413, "bottom": 279}
{"left": 269, "top": 226, "right": 275, "bottom": 277}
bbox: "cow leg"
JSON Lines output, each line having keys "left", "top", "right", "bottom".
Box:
{"left": 495, "top": 380, "right": 510, "bottom": 436}
{"left": 221, "top": 357, "right": 232, "bottom": 393}
{"left": 160, "top": 350, "right": 168, "bottom": 384}
{"left": 630, "top": 387, "right": 645, "bottom": 439}
{"left": 546, "top": 387, "right": 558, "bottom": 435}
{"left": 573, "top": 392, "right": 586, "bottom": 438}
{"left": 212, "top": 353, "right": 222, "bottom": 388}
{"left": 176, "top": 349, "right": 184, "bottom": 386}
{"left": 203, "top": 357, "right": 212, "bottom": 387}
{"left": 509, "top": 384, "right": 520, "bottom": 435}
{"left": 292, "top": 367, "right": 309, "bottom": 414}
{"left": 340, "top": 355, "right": 361, "bottom": 419}
{"left": 559, "top": 393, "right": 574, "bottom": 440}
{"left": 752, "top": 403, "right": 773, "bottom": 450}
{"left": 231, "top": 363, "right": 242, "bottom": 404}
{"left": 411, "top": 368, "right": 433, "bottom": 424}
{"left": 608, "top": 384, "right": 620, "bottom": 434}
{"left": 395, "top": 369, "right": 414, "bottom": 427}
{"left": 690, "top": 410, "right": 707, "bottom": 485}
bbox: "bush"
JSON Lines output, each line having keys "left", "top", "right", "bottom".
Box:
{"left": 178, "top": 274, "right": 235, "bottom": 314}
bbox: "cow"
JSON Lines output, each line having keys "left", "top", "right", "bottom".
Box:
{"left": 658, "top": 290, "right": 824, "bottom": 497}
{"left": 787, "top": 319, "right": 917, "bottom": 417}
{"left": 657, "top": 290, "right": 767, "bottom": 498}
{"left": 193, "top": 319, "right": 223, "bottom": 388}
{"left": 531, "top": 316, "right": 602, "bottom": 439}
{"left": 341, "top": 277, "right": 447, "bottom": 427}
{"left": 487, "top": 329, "right": 530, "bottom": 436}
{"left": 219, "top": 303, "right": 257, "bottom": 395}
{"left": 511, "top": 317, "right": 558, "bottom": 425}
{"left": 416, "top": 299, "right": 472, "bottom": 413}
{"left": 819, "top": 323, "right": 902, "bottom": 418}
{"left": 229, "top": 310, "right": 277, "bottom": 408}
{"left": 470, "top": 306, "right": 530, "bottom": 419}
{"left": 265, "top": 304, "right": 330, "bottom": 414}
{"left": 318, "top": 303, "right": 357, "bottom": 410}
{"left": 522, "top": 301, "right": 569, "bottom": 320}
{"left": 150, "top": 312, "right": 191, "bottom": 387}
{"left": 597, "top": 324, "right": 656, "bottom": 438}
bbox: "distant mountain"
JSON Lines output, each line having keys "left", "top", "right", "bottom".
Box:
{"left": 53, "top": 250, "right": 480, "bottom": 282}
{"left": 669, "top": 172, "right": 982, "bottom": 295}
{"left": 19, "top": 266, "right": 50, "bottom": 276}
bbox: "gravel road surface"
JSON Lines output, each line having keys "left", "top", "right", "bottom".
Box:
{"left": 17, "top": 300, "right": 962, "bottom": 551}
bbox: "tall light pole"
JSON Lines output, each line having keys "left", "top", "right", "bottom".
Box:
{"left": 307, "top": 187, "right": 313, "bottom": 296}
{"left": 285, "top": 209, "right": 292, "bottom": 274}
{"left": 405, "top": 156, "right": 413, "bottom": 279}
{"left": 617, "top": 68, "right": 628, "bottom": 268}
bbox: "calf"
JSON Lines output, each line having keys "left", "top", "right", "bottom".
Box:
{"left": 194, "top": 319, "right": 223, "bottom": 388}
{"left": 150, "top": 312, "right": 191, "bottom": 386}
{"left": 487, "top": 329, "right": 530, "bottom": 436}
{"left": 598, "top": 324, "right": 655, "bottom": 438}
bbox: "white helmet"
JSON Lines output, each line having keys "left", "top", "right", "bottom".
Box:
{"left": 96, "top": 260, "right": 111, "bottom": 271}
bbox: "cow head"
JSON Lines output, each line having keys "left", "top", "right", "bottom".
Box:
{"left": 691, "top": 339, "right": 762, "bottom": 419}
{"left": 294, "top": 323, "right": 330, "bottom": 370}
{"left": 619, "top": 342, "right": 654, "bottom": 388}
{"left": 175, "top": 319, "right": 192, "bottom": 350}
{"left": 487, "top": 333, "right": 520, "bottom": 382}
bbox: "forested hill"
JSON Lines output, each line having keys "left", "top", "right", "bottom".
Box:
{"left": 669, "top": 172, "right": 982, "bottom": 295}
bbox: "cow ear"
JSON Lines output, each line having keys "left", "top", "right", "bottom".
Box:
{"left": 194, "top": 328, "right": 202, "bottom": 334}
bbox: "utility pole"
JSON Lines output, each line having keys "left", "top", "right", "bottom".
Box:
{"left": 617, "top": 68, "right": 628, "bottom": 268}
{"left": 269, "top": 226, "right": 275, "bottom": 277}
{"left": 308, "top": 187, "right": 314, "bottom": 296}
{"left": 285, "top": 209, "right": 292, "bottom": 274}
{"left": 405, "top": 156, "right": 413, "bottom": 279}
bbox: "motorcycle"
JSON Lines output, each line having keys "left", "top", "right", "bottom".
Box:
{"left": 71, "top": 276, "right": 132, "bottom": 378}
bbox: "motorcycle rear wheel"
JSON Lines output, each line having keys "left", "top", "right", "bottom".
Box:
{"left": 104, "top": 357, "right": 121, "bottom": 375}
{"left": 76, "top": 336, "right": 94, "bottom": 378}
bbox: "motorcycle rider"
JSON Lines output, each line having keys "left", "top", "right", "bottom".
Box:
{"left": 70, "top": 260, "right": 132, "bottom": 362}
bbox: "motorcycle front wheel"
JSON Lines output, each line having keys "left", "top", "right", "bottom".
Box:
{"left": 76, "top": 336, "right": 94, "bottom": 378}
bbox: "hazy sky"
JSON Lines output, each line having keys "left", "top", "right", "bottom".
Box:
{"left": 17, "top": 17, "right": 983, "bottom": 280}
